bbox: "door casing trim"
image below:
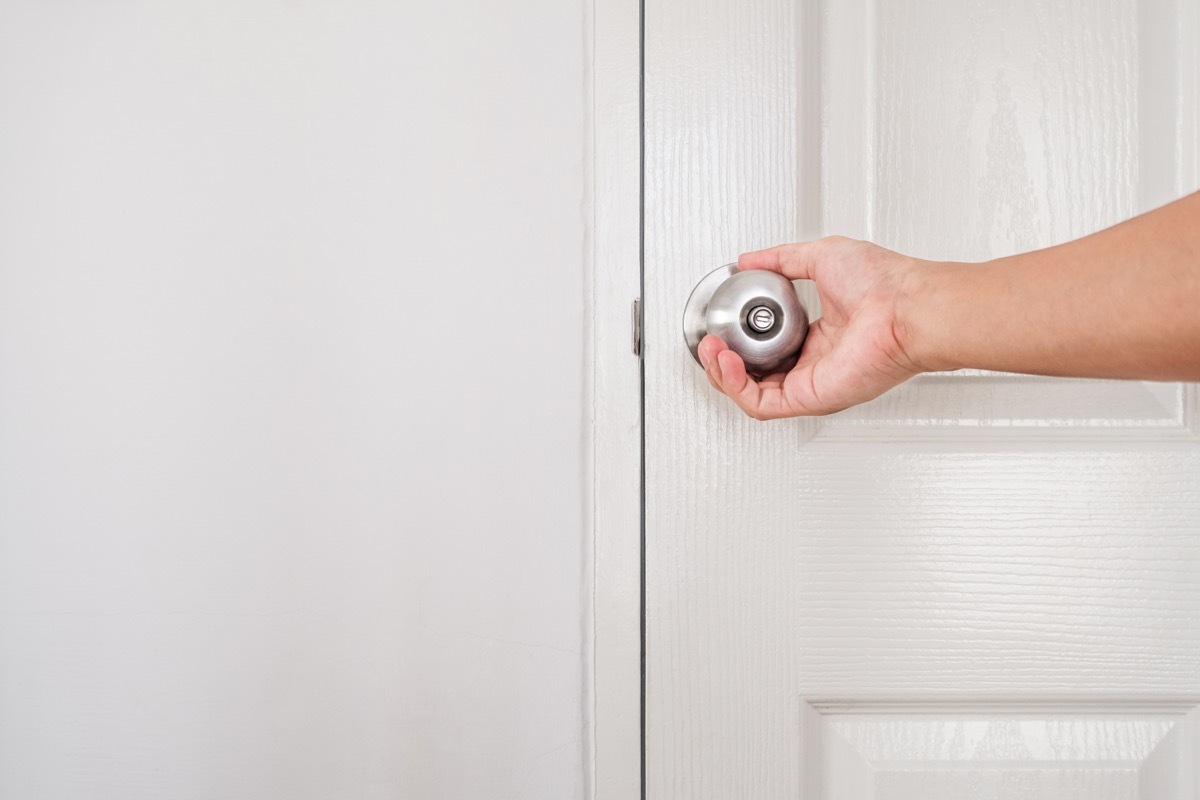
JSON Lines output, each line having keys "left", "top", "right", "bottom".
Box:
{"left": 586, "top": 0, "right": 643, "bottom": 797}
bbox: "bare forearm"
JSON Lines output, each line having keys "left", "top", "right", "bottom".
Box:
{"left": 907, "top": 192, "right": 1200, "bottom": 380}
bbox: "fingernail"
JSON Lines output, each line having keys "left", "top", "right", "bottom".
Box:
{"left": 698, "top": 350, "right": 709, "bottom": 368}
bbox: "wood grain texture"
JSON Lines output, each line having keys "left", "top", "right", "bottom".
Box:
{"left": 644, "top": 0, "right": 1200, "bottom": 797}
{"left": 818, "top": 710, "right": 1193, "bottom": 798}
{"left": 818, "top": 375, "right": 1199, "bottom": 442}
{"left": 818, "top": 0, "right": 1200, "bottom": 438}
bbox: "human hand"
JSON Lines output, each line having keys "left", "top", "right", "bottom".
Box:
{"left": 697, "top": 236, "right": 940, "bottom": 419}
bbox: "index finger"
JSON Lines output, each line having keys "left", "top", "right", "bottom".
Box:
{"left": 737, "top": 241, "right": 820, "bottom": 281}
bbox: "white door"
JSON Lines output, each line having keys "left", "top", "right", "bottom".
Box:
{"left": 644, "top": 0, "right": 1200, "bottom": 797}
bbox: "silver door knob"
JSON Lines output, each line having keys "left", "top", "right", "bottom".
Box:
{"left": 683, "top": 264, "right": 809, "bottom": 376}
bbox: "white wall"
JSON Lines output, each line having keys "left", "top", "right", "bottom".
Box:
{"left": 0, "top": 2, "right": 587, "bottom": 798}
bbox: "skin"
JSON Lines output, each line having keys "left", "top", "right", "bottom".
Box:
{"left": 699, "top": 190, "right": 1200, "bottom": 420}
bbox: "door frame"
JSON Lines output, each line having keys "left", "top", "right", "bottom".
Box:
{"left": 587, "top": 0, "right": 643, "bottom": 797}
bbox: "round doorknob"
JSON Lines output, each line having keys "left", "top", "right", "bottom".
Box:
{"left": 682, "top": 264, "right": 809, "bottom": 376}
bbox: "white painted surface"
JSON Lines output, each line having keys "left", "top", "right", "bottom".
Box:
{"left": 0, "top": 2, "right": 588, "bottom": 798}
{"left": 645, "top": 0, "right": 1200, "bottom": 797}
{"left": 589, "top": 0, "right": 643, "bottom": 798}
{"left": 808, "top": 702, "right": 1200, "bottom": 799}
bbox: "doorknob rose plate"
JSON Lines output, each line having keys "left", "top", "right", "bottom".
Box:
{"left": 682, "top": 264, "right": 809, "bottom": 376}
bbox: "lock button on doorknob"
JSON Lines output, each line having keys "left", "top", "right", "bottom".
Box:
{"left": 683, "top": 264, "right": 809, "bottom": 376}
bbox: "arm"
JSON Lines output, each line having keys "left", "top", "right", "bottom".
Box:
{"left": 910, "top": 191, "right": 1200, "bottom": 379}
{"left": 698, "top": 191, "right": 1200, "bottom": 419}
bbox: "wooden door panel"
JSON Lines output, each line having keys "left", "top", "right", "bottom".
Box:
{"left": 815, "top": 373, "right": 1197, "bottom": 442}
{"left": 805, "top": 703, "right": 1199, "bottom": 798}
{"left": 644, "top": 0, "right": 1200, "bottom": 796}
{"left": 825, "top": 0, "right": 1190, "bottom": 255}
{"left": 818, "top": 0, "right": 1199, "bottom": 442}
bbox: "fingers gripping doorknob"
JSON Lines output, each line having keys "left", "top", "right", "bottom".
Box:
{"left": 683, "top": 264, "right": 809, "bottom": 376}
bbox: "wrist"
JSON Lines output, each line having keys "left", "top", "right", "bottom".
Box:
{"left": 894, "top": 260, "right": 970, "bottom": 374}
